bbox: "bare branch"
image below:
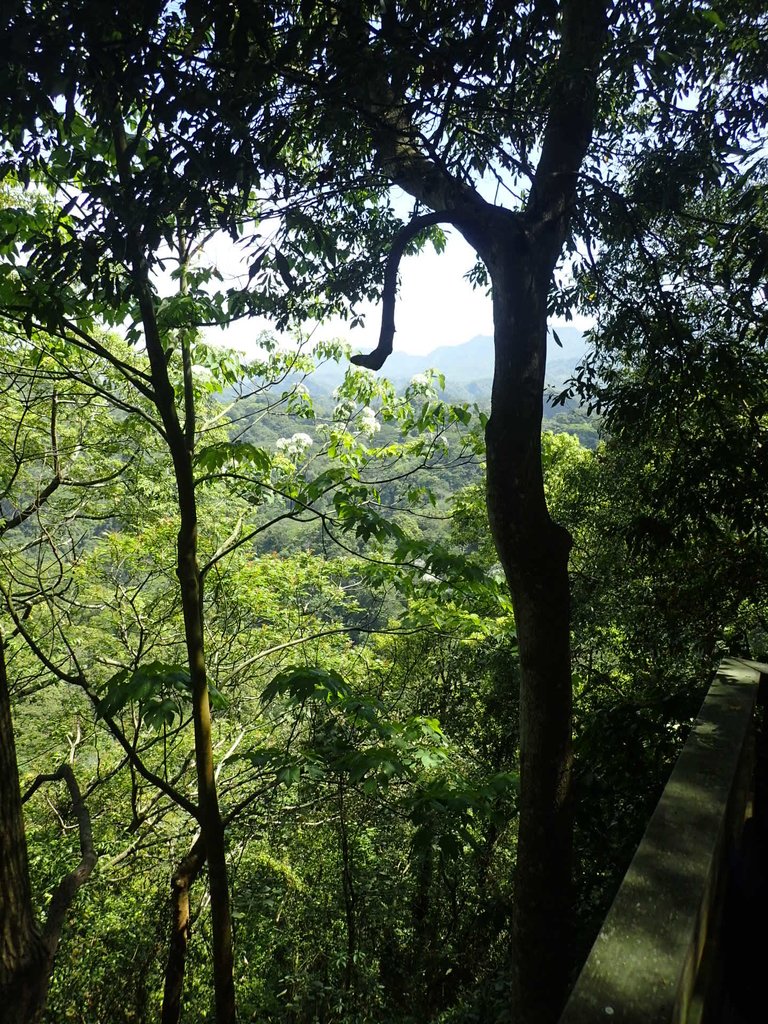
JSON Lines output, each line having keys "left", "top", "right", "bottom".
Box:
{"left": 0, "top": 471, "right": 62, "bottom": 537}
{"left": 3, "top": 583, "right": 199, "bottom": 818}
{"left": 20, "top": 762, "right": 97, "bottom": 952}
{"left": 350, "top": 212, "right": 452, "bottom": 370}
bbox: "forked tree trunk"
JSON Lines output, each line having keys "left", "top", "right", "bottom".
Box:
{"left": 353, "top": 4, "right": 607, "bottom": 1016}
{"left": 162, "top": 836, "right": 206, "bottom": 1024}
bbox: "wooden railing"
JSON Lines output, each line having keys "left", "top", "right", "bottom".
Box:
{"left": 559, "top": 657, "right": 768, "bottom": 1024}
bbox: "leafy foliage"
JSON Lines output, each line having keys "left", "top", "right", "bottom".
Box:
{"left": 1, "top": 1, "right": 767, "bottom": 1022}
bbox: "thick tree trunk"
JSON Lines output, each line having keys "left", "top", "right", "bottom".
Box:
{"left": 485, "top": 260, "right": 574, "bottom": 1024}
{"left": 505, "top": 567, "right": 573, "bottom": 1024}
{"left": 0, "top": 636, "right": 51, "bottom": 1024}
{"left": 162, "top": 836, "right": 206, "bottom": 1024}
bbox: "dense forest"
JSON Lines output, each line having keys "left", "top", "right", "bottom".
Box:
{"left": 1, "top": 3, "right": 766, "bottom": 1024}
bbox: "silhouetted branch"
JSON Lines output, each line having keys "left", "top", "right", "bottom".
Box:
{"left": 351, "top": 211, "right": 452, "bottom": 370}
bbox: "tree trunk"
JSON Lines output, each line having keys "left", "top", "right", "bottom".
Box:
{"left": 130, "top": 313, "right": 237, "bottom": 1021}
{"left": 0, "top": 634, "right": 52, "bottom": 1024}
{"left": 162, "top": 836, "right": 206, "bottom": 1024}
{"left": 173, "top": 492, "right": 237, "bottom": 1024}
{"left": 133, "top": 304, "right": 238, "bottom": 1023}
{"left": 337, "top": 780, "right": 357, "bottom": 993}
{"left": 313, "top": 18, "right": 605, "bottom": 1015}
{"left": 110, "top": 103, "right": 238, "bottom": 1014}
{"left": 485, "top": 258, "right": 574, "bottom": 1024}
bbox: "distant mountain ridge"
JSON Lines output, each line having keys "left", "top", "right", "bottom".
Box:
{"left": 311, "top": 326, "right": 587, "bottom": 393}
{"left": 228, "top": 324, "right": 597, "bottom": 448}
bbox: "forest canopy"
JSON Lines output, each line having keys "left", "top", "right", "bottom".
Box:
{"left": 0, "top": 3, "right": 766, "bottom": 1024}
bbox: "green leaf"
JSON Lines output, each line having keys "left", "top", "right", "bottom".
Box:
{"left": 195, "top": 441, "right": 272, "bottom": 476}
{"left": 276, "top": 763, "right": 301, "bottom": 786}
{"left": 337, "top": 746, "right": 408, "bottom": 784}
{"left": 142, "top": 698, "right": 181, "bottom": 731}
{"left": 701, "top": 9, "right": 726, "bottom": 30}
{"left": 262, "top": 666, "right": 351, "bottom": 705}
{"left": 96, "top": 662, "right": 193, "bottom": 728}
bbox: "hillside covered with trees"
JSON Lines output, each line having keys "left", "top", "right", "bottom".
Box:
{"left": 1, "top": 3, "right": 766, "bottom": 1024}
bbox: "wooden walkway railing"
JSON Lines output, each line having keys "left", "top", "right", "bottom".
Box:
{"left": 559, "top": 657, "right": 768, "bottom": 1024}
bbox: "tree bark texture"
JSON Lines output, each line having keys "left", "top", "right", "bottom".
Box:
{"left": 485, "top": 255, "right": 575, "bottom": 1024}
{"left": 162, "top": 836, "right": 206, "bottom": 1024}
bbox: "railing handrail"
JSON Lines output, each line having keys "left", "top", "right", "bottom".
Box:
{"left": 558, "top": 657, "right": 767, "bottom": 1024}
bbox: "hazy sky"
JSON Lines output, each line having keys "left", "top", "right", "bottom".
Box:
{"left": 315, "top": 230, "right": 494, "bottom": 356}
{"left": 203, "top": 228, "right": 591, "bottom": 358}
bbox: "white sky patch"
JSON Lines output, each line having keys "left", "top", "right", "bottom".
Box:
{"left": 200, "top": 226, "right": 592, "bottom": 359}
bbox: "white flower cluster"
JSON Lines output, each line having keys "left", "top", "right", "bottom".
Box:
{"left": 408, "top": 373, "right": 438, "bottom": 396}
{"left": 359, "top": 406, "right": 380, "bottom": 436}
{"left": 332, "top": 397, "right": 356, "bottom": 420}
{"left": 275, "top": 432, "right": 314, "bottom": 457}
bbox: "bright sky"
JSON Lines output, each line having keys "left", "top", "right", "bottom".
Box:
{"left": 203, "top": 228, "right": 591, "bottom": 358}
{"left": 317, "top": 231, "right": 498, "bottom": 355}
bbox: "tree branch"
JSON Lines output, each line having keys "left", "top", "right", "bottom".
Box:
{"left": 21, "top": 763, "right": 98, "bottom": 953}
{"left": 527, "top": 0, "right": 608, "bottom": 234}
{"left": 350, "top": 212, "right": 452, "bottom": 370}
{"left": 2, "top": 584, "right": 200, "bottom": 819}
{"left": 0, "top": 472, "right": 62, "bottom": 537}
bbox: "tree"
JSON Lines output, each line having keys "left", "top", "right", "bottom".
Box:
{"left": 0, "top": 237, "right": 481, "bottom": 1024}
{"left": 0, "top": 325, "right": 164, "bottom": 1023}
{"left": 236, "top": 4, "right": 765, "bottom": 1019}
{"left": 4, "top": 3, "right": 766, "bottom": 1022}
{"left": 0, "top": 6, "right": 335, "bottom": 1016}
{"left": 251, "top": 5, "right": 604, "bottom": 1018}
